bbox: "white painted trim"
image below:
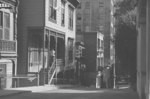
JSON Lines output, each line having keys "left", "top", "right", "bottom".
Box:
{"left": 0, "top": 59, "right": 12, "bottom": 63}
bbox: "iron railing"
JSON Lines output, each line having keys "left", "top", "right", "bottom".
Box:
{"left": 0, "top": 40, "right": 16, "bottom": 52}
{"left": 48, "top": 59, "right": 56, "bottom": 84}
{"left": 0, "top": 73, "right": 38, "bottom": 89}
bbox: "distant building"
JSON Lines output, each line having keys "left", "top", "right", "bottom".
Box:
{"left": 75, "top": 41, "right": 85, "bottom": 85}
{"left": 76, "top": 0, "right": 111, "bottom": 66}
{"left": 0, "top": 0, "right": 19, "bottom": 88}
{"left": 83, "top": 32, "right": 104, "bottom": 86}
{"left": 17, "top": 0, "right": 79, "bottom": 87}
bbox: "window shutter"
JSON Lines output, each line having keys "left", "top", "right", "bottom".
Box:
{"left": 0, "top": 28, "right": 2, "bottom": 39}
{"left": 4, "top": 28, "right": 9, "bottom": 40}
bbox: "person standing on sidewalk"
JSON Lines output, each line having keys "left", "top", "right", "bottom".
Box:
{"left": 103, "top": 66, "right": 111, "bottom": 88}
{"left": 96, "top": 71, "right": 102, "bottom": 88}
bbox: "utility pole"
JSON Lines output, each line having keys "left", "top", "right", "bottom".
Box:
{"left": 113, "top": 47, "right": 116, "bottom": 89}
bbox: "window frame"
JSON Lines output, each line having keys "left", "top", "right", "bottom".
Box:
{"left": 4, "top": 12, "right": 10, "bottom": 40}
{"left": 28, "top": 48, "right": 42, "bottom": 72}
{"left": 0, "top": 11, "right": 3, "bottom": 40}
{"left": 0, "top": 11, "right": 3, "bottom": 27}
{"left": 49, "top": 0, "right": 57, "bottom": 22}
{"left": 68, "top": 5, "right": 74, "bottom": 30}
{"left": 61, "top": 0, "right": 65, "bottom": 26}
{"left": 68, "top": 38, "right": 74, "bottom": 63}
{"left": 0, "top": 11, "right": 10, "bottom": 40}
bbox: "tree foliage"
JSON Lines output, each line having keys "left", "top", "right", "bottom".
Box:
{"left": 114, "top": 0, "right": 137, "bottom": 77}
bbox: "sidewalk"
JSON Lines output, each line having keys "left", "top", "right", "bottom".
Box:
{"left": 0, "top": 85, "right": 139, "bottom": 99}
{"left": 0, "top": 89, "right": 31, "bottom": 97}
{"left": 0, "top": 84, "right": 77, "bottom": 97}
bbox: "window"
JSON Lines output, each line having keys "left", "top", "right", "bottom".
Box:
{"left": 4, "top": 13, "right": 10, "bottom": 40}
{"left": 68, "top": 38, "right": 74, "bottom": 63}
{"left": 76, "top": 25, "right": 81, "bottom": 32}
{"left": 0, "top": 12, "right": 3, "bottom": 40}
{"left": 101, "top": 40, "right": 104, "bottom": 49}
{"left": 28, "top": 48, "right": 42, "bottom": 72}
{"left": 0, "top": 12, "right": 10, "bottom": 40}
{"left": 77, "top": 13, "right": 82, "bottom": 20}
{"left": 0, "top": 12, "right": 3, "bottom": 27}
{"left": 61, "top": 0, "right": 65, "bottom": 26}
{"left": 99, "top": 2, "right": 104, "bottom": 7}
{"left": 85, "top": 1, "right": 90, "bottom": 9}
{"left": 49, "top": 0, "right": 57, "bottom": 22}
{"left": 68, "top": 6, "right": 74, "bottom": 29}
{"left": 77, "top": 3, "right": 81, "bottom": 9}
{"left": 77, "top": 28, "right": 81, "bottom": 32}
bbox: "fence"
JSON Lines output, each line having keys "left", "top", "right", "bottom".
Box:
{"left": 0, "top": 73, "right": 39, "bottom": 89}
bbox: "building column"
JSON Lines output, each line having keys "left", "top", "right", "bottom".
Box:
{"left": 146, "top": 0, "right": 150, "bottom": 98}
{"left": 137, "top": 0, "right": 147, "bottom": 99}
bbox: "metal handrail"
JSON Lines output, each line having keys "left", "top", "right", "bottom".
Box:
{"left": 0, "top": 73, "right": 38, "bottom": 88}
{"left": 0, "top": 73, "right": 38, "bottom": 78}
{"left": 48, "top": 59, "right": 56, "bottom": 74}
{"left": 48, "top": 59, "right": 56, "bottom": 84}
{"left": 0, "top": 40, "right": 17, "bottom": 52}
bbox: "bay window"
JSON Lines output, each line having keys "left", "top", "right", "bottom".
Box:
{"left": 0, "top": 11, "right": 10, "bottom": 40}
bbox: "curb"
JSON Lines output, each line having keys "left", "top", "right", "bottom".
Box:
{"left": 0, "top": 90, "right": 31, "bottom": 98}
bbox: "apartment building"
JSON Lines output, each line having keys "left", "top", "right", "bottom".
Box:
{"left": 76, "top": 0, "right": 111, "bottom": 66}
{"left": 17, "top": 0, "right": 79, "bottom": 87}
{"left": 0, "top": 0, "right": 19, "bottom": 88}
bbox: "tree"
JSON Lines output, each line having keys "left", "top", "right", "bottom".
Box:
{"left": 114, "top": 0, "right": 137, "bottom": 85}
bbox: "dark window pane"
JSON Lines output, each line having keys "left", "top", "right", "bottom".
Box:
{"left": 0, "top": 11, "right": 3, "bottom": 27}
{"left": 4, "top": 13, "right": 10, "bottom": 28}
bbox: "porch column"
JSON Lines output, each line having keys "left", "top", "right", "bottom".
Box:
{"left": 55, "top": 34, "right": 58, "bottom": 84}
{"left": 43, "top": 29, "right": 46, "bottom": 85}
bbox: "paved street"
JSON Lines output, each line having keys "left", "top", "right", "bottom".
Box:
{"left": 0, "top": 87, "right": 139, "bottom": 99}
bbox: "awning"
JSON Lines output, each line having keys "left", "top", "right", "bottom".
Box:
{"left": 67, "top": 0, "right": 80, "bottom": 8}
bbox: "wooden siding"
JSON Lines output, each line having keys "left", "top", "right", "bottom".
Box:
{"left": 18, "top": 0, "right": 44, "bottom": 27}
{"left": 45, "top": 0, "right": 76, "bottom": 39}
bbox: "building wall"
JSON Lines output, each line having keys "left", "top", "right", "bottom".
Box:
{"left": 76, "top": 0, "right": 106, "bottom": 32}
{"left": 136, "top": 0, "right": 149, "bottom": 99}
{"left": 84, "top": 32, "right": 104, "bottom": 71}
{"left": 45, "top": 0, "right": 76, "bottom": 37}
{"left": 146, "top": 1, "right": 150, "bottom": 99}
{"left": 0, "top": 5, "right": 15, "bottom": 41}
{"left": 44, "top": 0, "right": 77, "bottom": 70}
{"left": 84, "top": 33, "right": 97, "bottom": 72}
{"left": 0, "top": 0, "right": 18, "bottom": 88}
{"left": 17, "top": 0, "right": 44, "bottom": 74}
{"left": 76, "top": 0, "right": 111, "bottom": 66}
{"left": 18, "top": 0, "right": 44, "bottom": 27}
{"left": 44, "top": 0, "right": 76, "bottom": 40}
{"left": 17, "top": 0, "right": 78, "bottom": 75}
{"left": 84, "top": 32, "right": 104, "bottom": 86}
